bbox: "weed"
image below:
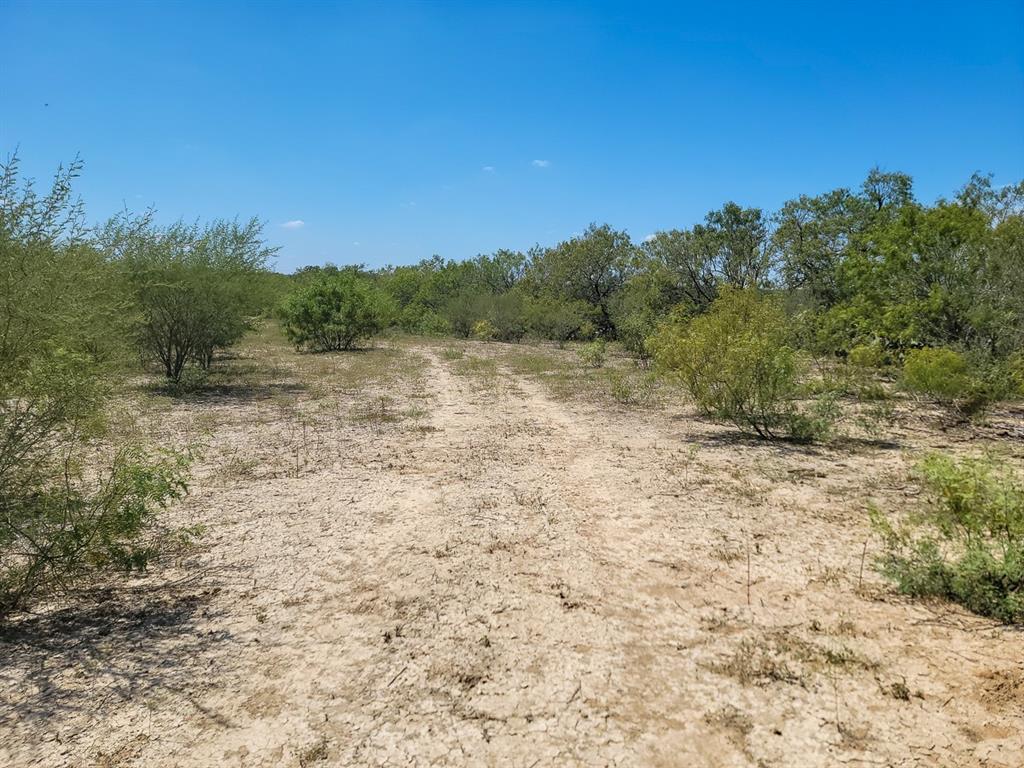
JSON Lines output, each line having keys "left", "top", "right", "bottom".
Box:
{"left": 577, "top": 339, "right": 607, "bottom": 368}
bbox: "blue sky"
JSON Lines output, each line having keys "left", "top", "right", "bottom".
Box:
{"left": 3, "top": 1, "right": 1022, "bottom": 272}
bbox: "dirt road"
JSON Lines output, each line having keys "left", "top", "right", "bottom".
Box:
{"left": 2, "top": 338, "right": 1022, "bottom": 767}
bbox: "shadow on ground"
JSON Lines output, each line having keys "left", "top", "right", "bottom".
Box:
{"left": 0, "top": 583, "right": 228, "bottom": 740}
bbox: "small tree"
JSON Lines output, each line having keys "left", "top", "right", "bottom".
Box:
{"left": 534, "top": 224, "right": 636, "bottom": 337}
{"left": 650, "top": 289, "right": 837, "bottom": 441}
{"left": 102, "top": 216, "right": 275, "bottom": 382}
{"left": 279, "top": 270, "right": 392, "bottom": 351}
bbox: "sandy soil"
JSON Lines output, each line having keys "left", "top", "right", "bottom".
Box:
{"left": 2, "top": 335, "right": 1022, "bottom": 767}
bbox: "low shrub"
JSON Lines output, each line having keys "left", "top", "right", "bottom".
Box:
{"left": 577, "top": 339, "right": 607, "bottom": 368}
{"left": 472, "top": 319, "right": 497, "bottom": 341}
{"left": 649, "top": 289, "right": 838, "bottom": 441}
{"left": 449, "top": 293, "right": 526, "bottom": 342}
{"left": 1, "top": 445, "right": 191, "bottom": 616}
{"left": 848, "top": 342, "right": 890, "bottom": 369}
{"left": 605, "top": 368, "right": 658, "bottom": 406}
{"left": 901, "top": 348, "right": 972, "bottom": 400}
{"left": 279, "top": 270, "right": 392, "bottom": 351}
{"left": 902, "top": 347, "right": 1016, "bottom": 417}
{"left": 871, "top": 453, "right": 1024, "bottom": 624}
{"left": 521, "top": 296, "right": 595, "bottom": 343}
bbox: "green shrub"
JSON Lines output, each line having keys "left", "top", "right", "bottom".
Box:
{"left": 855, "top": 380, "right": 890, "bottom": 402}
{"left": 486, "top": 293, "right": 528, "bottom": 342}
{"left": 398, "top": 304, "right": 450, "bottom": 336}
{"left": 901, "top": 347, "right": 1014, "bottom": 416}
{"left": 522, "top": 296, "right": 594, "bottom": 342}
{"left": 1, "top": 446, "right": 191, "bottom": 615}
{"left": 1010, "top": 353, "right": 1024, "bottom": 397}
{"left": 871, "top": 453, "right": 1024, "bottom": 624}
{"left": 901, "top": 348, "right": 972, "bottom": 400}
{"left": 445, "top": 291, "right": 483, "bottom": 338}
{"left": 279, "top": 270, "right": 392, "bottom": 351}
{"left": 605, "top": 368, "right": 658, "bottom": 406}
{"left": 577, "top": 339, "right": 607, "bottom": 368}
{"left": 785, "top": 391, "right": 842, "bottom": 443}
{"left": 447, "top": 292, "right": 526, "bottom": 342}
{"left": 472, "top": 319, "right": 497, "bottom": 341}
{"left": 649, "top": 289, "right": 837, "bottom": 441}
{"left": 613, "top": 309, "right": 657, "bottom": 359}
{"left": 103, "top": 216, "right": 275, "bottom": 382}
{"left": 848, "top": 342, "right": 890, "bottom": 369}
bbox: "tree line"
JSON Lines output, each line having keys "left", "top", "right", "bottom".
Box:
{"left": 286, "top": 168, "right": 1024, "bottom": 374}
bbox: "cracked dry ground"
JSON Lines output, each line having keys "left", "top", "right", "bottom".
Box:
{"left": 2, "top": 335, "right": 1023, "bottom": 768}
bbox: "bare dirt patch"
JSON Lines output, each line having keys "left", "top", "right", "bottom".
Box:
{"left": 2, "top": 331, "right": 1022, "bottom": 767}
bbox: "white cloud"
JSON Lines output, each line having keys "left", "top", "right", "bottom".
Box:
{"left": 482, "top": 165, "right": 495, "bottom": 172}
{"left": 643, "top": 233, "right": 657, "bottom": 243}
{"left": 352, "top": 241, "right": 360, "bottom": 246}
{"left": 281, "top": 219, "right": 305, "bottom": 229}
{"left": 531, "top": 159, "right": 551, "bottom": 168}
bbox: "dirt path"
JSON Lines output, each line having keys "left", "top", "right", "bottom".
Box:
{"left": 2, "top": 341, "right": 1022, "bottom": 767}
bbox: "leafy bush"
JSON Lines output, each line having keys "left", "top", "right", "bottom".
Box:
{"left": 871, "top": 453, "right": 1024, "bottom": 624}
{"left": 848, "top": 342, "right": 890, "bottom": 369}
{"left": 403, "top": 307, "right": 451, "bottom": 336}
{"left": 279, "top": 270, "right": 392, "bottom": 351}
{"left": 484, "top": 293, "right": 528, "bottom": 342}
{"left": 446, "top": 292, "right": 526, "bottom": 342}
{"left": 445, "top": 291, "right": 483, "bottom": 338}
{"left": 650, "top": 289, "right": 837, "bottom": 441}
{"left": 901, "top": 347, "right": 1014, "bottom": 416}
{"left": 472, "top": 319, "right": 497, "bottom": 341}
{"left": 605, "top": 368, "right": 658, "bottom": 406}
{"left": 577, "top": 339, "right": 606, "bottom": 368}
{"left": 901, "top": 348, "right": 972, "bottom": 400}
{"left": 1, "top": 447, "right": 190, "bottom": 615}
{"left": 609, "top": 271, "right": 673, "bottom": 359}
{"left": 522, "top": 296, "right": 594, "bottom": 342}
{"left": 614, "top": 310, "right": 657, "bottom": 359}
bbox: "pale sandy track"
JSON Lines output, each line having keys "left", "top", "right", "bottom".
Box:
{"left": 1, "top": 339, "right": 1022, "bottom": 767}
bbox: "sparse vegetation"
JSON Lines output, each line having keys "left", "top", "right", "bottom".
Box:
{"left": 6, "top": 7, "right": 1024, "bottom": 765}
